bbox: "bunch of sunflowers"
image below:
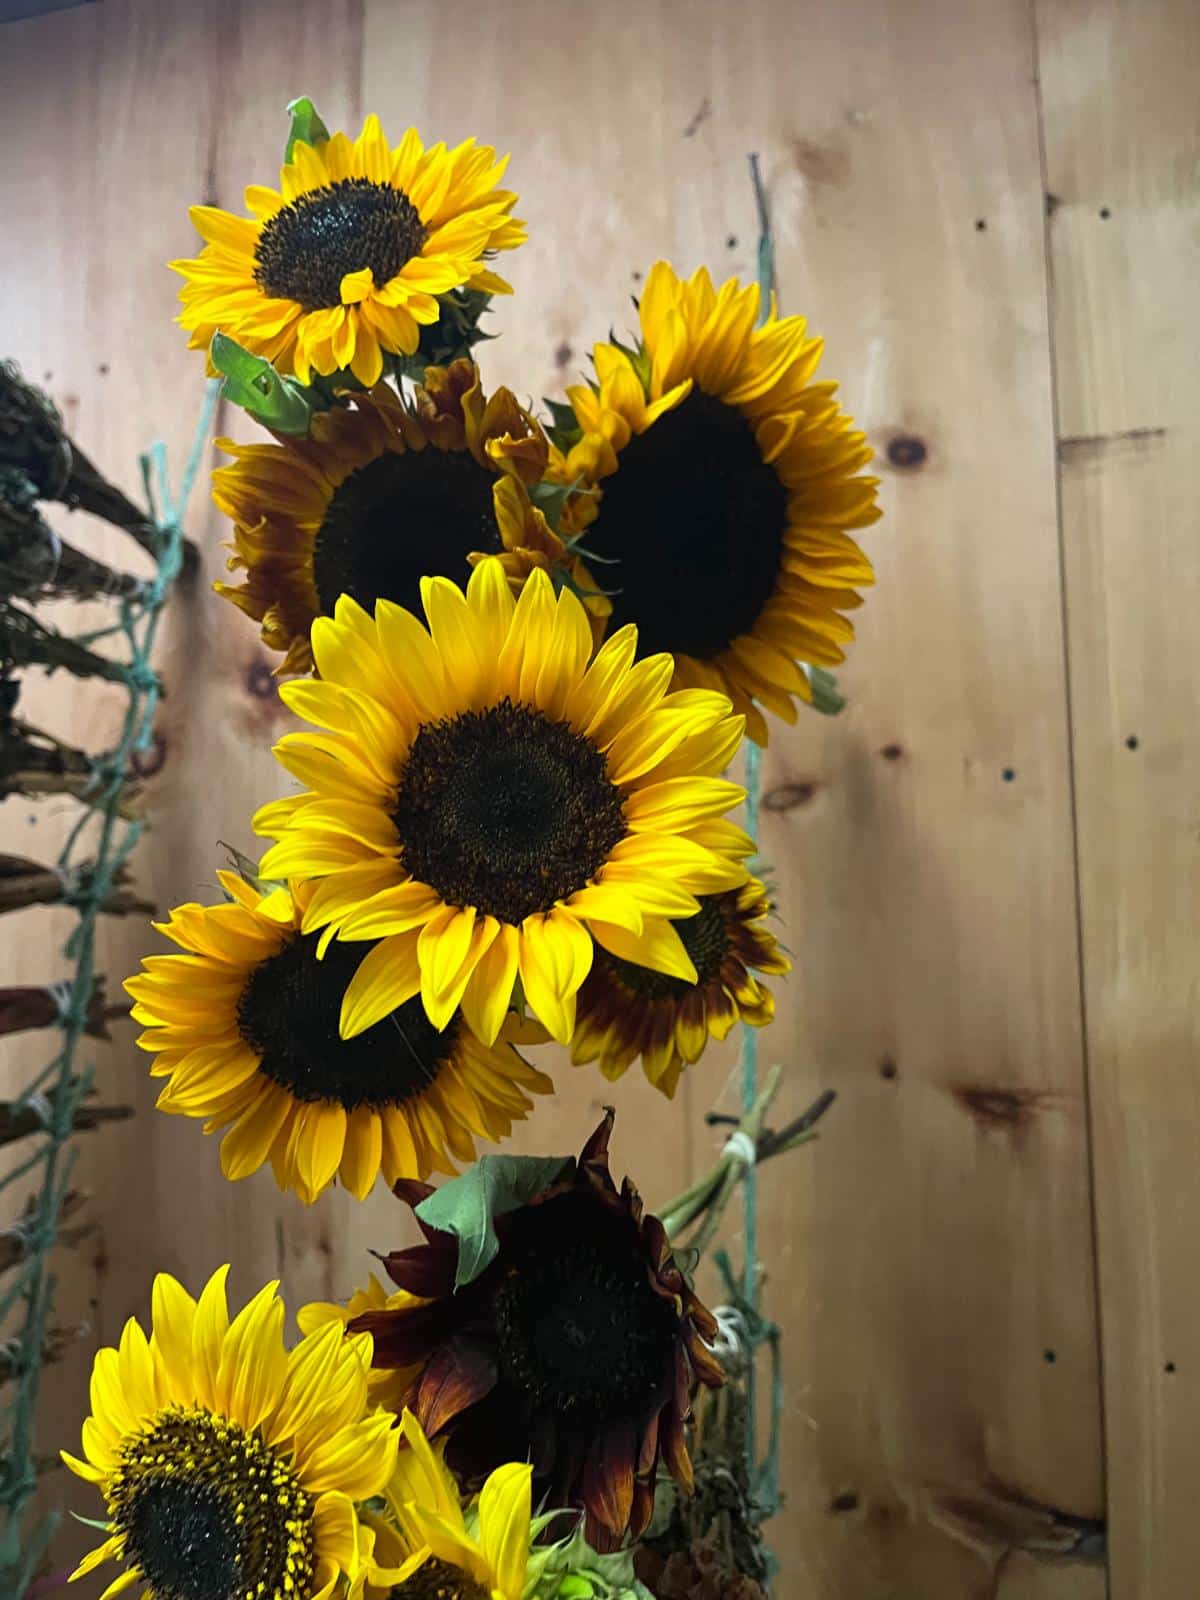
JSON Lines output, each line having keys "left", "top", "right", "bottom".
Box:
{"left": 65, "top": 103, "right": 879, "bottom": 1600}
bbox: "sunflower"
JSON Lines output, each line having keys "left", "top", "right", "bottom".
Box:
{"left": 124, "top": 871, "right": 551, "bottom": 1204}
{"left": 353, "top": 1409, "right": 534, "bottom": 1600}
{"left": 212, "top": 365, "right": 569, "bottom": 673}
{"left": 571, "top": 877, "right": 789, "bottom": 1099}
{"left": 551, "top": 260, "right": 881, "bottom": 744}
{"left": 172, "top": 115, "right": 525, "bottom": 385}
{"left": 350, "top": 1113, "right": 724, "bottom": 1554}
{"left": 253, "top": 561, "right": 753, "bottom": 1047}
{"left": 298, "top": 1274, "right": 421, "bottom": 1413}
{"left": 62, "top": 1265, "right": 397, "bottom": 1600}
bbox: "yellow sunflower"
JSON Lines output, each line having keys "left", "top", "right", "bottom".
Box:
{"left": 551, "top": 260, "right": 881, "bottom": 744}
{"left": 124, "top": 872, "right": 550, "bottom": 1204}
{"left": 172, "top": 115, "right": 525, "bottom": 385}
{"left": 353, "top": 1410, "right": 533, "bottom": 1600}
{"left": 212, "top": 364, "right": 575, "bottom": 674}
{"left": 254, "top": 561, "right": 753, "bottom": 1047}
{"left": 63, "top": 1265, "right": 397, "bottom": 1600}
{"left": 297, "top": 1274, "right": 420, "bottom": 1413}
{"left": 571, "top": 876, "right": 789, "bottom": 1098}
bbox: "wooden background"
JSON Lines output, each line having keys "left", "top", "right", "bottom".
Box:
{"left": 1, "top": 0, "right": 1197, "bottom": 1594}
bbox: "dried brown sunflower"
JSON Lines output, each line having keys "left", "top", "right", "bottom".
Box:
{"left": 350, "top": 1112, "right": 724, "bottom": 1553}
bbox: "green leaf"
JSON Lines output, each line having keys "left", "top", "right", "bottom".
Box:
{"left": 806, "top": 664, "right": 845, "bottom": 716}
{"left": 70, "top": 1512, "right": 114, "bottom": 1533}
{"left": 543, "top": 397, "right": 580, "bottom": 437}
{"left": 415, "top": 1154, "right": 572, "bottom": 1288}
{"left": 284, "top": 96, "right": 330, "bottom": 163}
{"left": 210, "top": 334, "right": 314, "bottom": 436}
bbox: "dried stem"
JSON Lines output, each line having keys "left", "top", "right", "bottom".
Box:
{"left": 658, "top": 1074, "right": 837, "bottom": 1254}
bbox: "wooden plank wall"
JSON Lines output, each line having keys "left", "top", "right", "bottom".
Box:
{"left": 0, "top": 1, "right": 1195, "bottom": 1594}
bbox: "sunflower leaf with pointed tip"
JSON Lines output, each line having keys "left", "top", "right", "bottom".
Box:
{"left": 805, "top": 664, "right": 846, "bottom": 716}
{"left": 415, "top": 1154, "right": 572, "bottom": 1288}
{"left": 284, "top": 96, "right": 330, "bottom": 162}
{"left": 210, "top": 334, "right": 314, "bottom": 436}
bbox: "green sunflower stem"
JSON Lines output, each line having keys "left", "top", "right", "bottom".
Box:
{"left": 659, "top": 1064, "right": 784, "bottom": 1253}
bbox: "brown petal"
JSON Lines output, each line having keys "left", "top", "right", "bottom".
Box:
{"left": 350, "top": 1299, "right": 459, "bottom": 1369}
{"left": 416, "top": 1334, "right": 498, "bottom": 1436}
{"left": 377, "top": 1242, "right": 456, "bottom": 1298}
{"left": 659, "top": 1406, "right": 695, "bottom": 1494}
{"left": 582, "top": 1417, "right": 637, "bottom": 1543}
{"left": 578, "top": 1107, "right": 616, "bottom": 1174}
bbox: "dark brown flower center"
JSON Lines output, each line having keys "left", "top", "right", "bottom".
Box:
{"left": 395, "top": 1557, "right": 491, "bottom": 1600}
{"left": 108, "top": 1407, "right": 312, "bottom": 1600}
{"left": 493, "top": 1195, "right": 677, "bottom": 1424}
{"left": 237, "top": 931, "right": 458, "bottom": 1109}
{"left": 600, "top": 893, "right": 730, "bottom": 1000}
{"left": 254, "top": 178, "right": 427, "bottom": 310}
{"left": 393, "top": 698, "right": 627, "bottom": 925}
{"left": 311, "top": 447, "right": 501, "bottom": 618}
{"left": 584, "top": 387, "right": 789, "bottom": 659}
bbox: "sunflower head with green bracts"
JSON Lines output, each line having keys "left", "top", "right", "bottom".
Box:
{"left": 125, "top": 872, "right": 550, "bottom": 1204}
{"left": 350, "top": 1112, "right": 724, "bottom": 1555}
{"left": 253, "top": 560, "right": 753, "bottom": 1049}
{"left": 62, "top": 1265, "right": 397, "bottom": 1600}
{"left": 571, "top": 875, "right": 789, "bottom": 1098}
{"left": 172, "top": 113, "right": 525, "bottom": 386}
{"left": 549, "top": 259, "right": 880, "bottom": 743}
{"left": 211, "top": 363, "right": 568, "bottom": 674}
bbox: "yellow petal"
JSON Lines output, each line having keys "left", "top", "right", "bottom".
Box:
{"left": 457, "top": 921, "right": 519, "bottom": 1046}
{"left": 590, "top": 916, "right": 697, "bottom": 983}
{"left": 478, "top": 1461, "right": 532, "bottom": 1599}
{"left": 516, "top": 911, "right": 593, "bottom": 1043}
{"left": 340, "top": 934, "right": 422, "bottom": 1038}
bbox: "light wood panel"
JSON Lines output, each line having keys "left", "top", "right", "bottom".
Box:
{"left": 1037, "top": 0, "right": 1200, "bottom": 1593}
{"left": 4, "top": 0, "right": 1174, "bottom": 1593}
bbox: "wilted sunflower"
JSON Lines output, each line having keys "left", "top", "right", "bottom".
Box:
{"left": 350, "top": 1113, "right": 724, "bottom": 1554}
{"left": 63, "top": 1265, "right": 396, "bottom": 1600}
{"left": 254, "top": 561, "right": 752, "bottom": 1046}
{"left": 212, "top": 365, "right": 567, "bottom": 673}
{"left": 354, "top": 1409, "right": 535, "bottom": 1600}
{"left": 125, "top": 872, "right": 550, "bottom": 1204}
{"left": 173, "top": 115, "right": 524, "bottom": 385}
{"left": 553, "top": 260, "right": 880, "bottom": 743}
{"left": 571, "top": 877, "right": 789, "bottom": 1098}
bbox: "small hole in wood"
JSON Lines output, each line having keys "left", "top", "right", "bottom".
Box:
{"left": 880, "top": 1058, "right": 898, "bottom": 1081}
{"left": 726, "top": 234, "right": 739, "bottom": 249}
{"left": 1126, "top": 735, "right": 1139, "bottom": 750}
{"left": 1002, "top": 767, "right": 1017, "bottom": 782}
{"left": 1044, "top": 1349, "right": 1057, "bottom": 1364}
{"left": 1099, "top": 206, "right": 1111, "bottom": 219}
{"left": 1166, "top": 1361, "right": 1177, "bottom": 1374}
{"left": 830, "top": 1491, "right": 859, "bottom": 1514}
{"left": 880, "top": 742, "right": 904, "bottom": 762}
{"left": 975, "top": 218, "right": 987, "bottom": 232}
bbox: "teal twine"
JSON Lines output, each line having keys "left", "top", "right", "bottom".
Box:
{"left": 0, "top": 381, "right": 217, "bottom": 1598}
{"left": 737, "top": 149, "right": 780, "bottom": 1528}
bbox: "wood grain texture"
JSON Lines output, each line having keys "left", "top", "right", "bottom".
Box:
{"left": 4, "top": 0, "right": 1192, "bottom": 1593}
{"left": 1037, "top": 0, "right": 1200, "bottom": 1594}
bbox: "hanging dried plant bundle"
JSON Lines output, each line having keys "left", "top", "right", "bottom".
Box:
{"left": 0, "top": 1188, "right": 92, "bottom": 1276}
{"left": 0, "top": 1083, "right": 133, "bottom": 1149}
{"left": 0, "top": 977, "right": 116, "bottom": 1040}
{"left": 0, "top": 361, "right": 166, "bottom": 563}
{"left": 0, "top": 478, "right": 148, "bottom": 604}
{"left": 0, "top": 597, "right": 160, "bottom": 687}
{"left": 0, "top": 853, "right": 152, "bottom": 917}
{"left": 0, "top": 703, "right": 144, "bottom": 817}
